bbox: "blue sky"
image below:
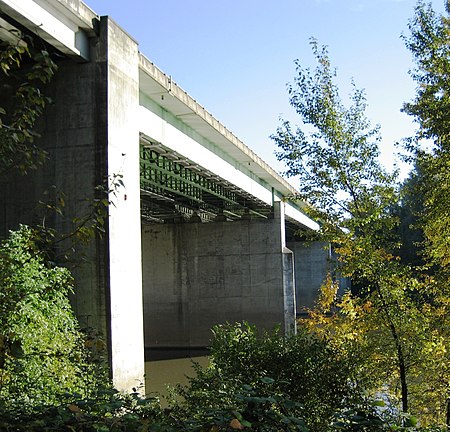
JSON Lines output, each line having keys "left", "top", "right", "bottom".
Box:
{"left": 86, "top": 0, "right": 446, "bottom": 179}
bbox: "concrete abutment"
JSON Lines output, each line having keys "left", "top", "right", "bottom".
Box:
{"left": 1, "top": 15, "right": 145, "bottom": 392}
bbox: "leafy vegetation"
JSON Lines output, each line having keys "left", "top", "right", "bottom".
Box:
{"left": 0, "top": 321, "right": 425, "bottom": 431}
{"left": 401, "top": 1, "right": 450, "bottom": 425}
{"left": 402, "top": 0, "right": 450, "bottom": 271}
{"left": 169, "top": 322, "right": 362, "bottom": 432}
{"left": 0, "top": 226, "right": 109, "bottom": 408}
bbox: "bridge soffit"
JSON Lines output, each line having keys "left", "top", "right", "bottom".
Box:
{"left": 139, "top": 137, "right": 272, "bottom": 224}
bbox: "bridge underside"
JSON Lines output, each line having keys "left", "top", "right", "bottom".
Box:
{"left": 140, "top": 143, "right": 268, "bottom": 223}
{"left": 139, "top": 141, "right": 306, "bottom": 241}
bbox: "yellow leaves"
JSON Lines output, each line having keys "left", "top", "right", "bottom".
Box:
{"left": 229, "top": 418, "right": 244, "bottom": 430}
{"left": 317, "top": 274, "right": 339, "bottom": 311}
{"left": 361, "top": 300, "right": 373, "bottom": 312}
{"left": 339, "top": 292, "right": 362, "bottom": 318}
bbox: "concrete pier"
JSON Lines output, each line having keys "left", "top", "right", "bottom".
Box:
{"left": 142, "top": 203, "right": 296, "bottom": 360}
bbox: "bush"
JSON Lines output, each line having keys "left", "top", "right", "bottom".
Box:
{"left": 0, "top": 225, "right": 109, "bottom": 408}
{"left": 170, "top": 322, "right": 363, "bottom": 431}
{"left": 0, "top": 313, "right": 440, "bottom": 431}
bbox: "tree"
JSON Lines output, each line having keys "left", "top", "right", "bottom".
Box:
{"left": 402, "top": 0, "right": 450, "bottom": 425}
{"left": 402, "top": 0, "right": 450, "bottom": 269}
{"left": 271, "top": 39, "right": 444, "bottom": 424}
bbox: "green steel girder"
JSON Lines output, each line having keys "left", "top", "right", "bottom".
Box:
{"left": 139, "top": 145, "right": 271, "bottom": 221}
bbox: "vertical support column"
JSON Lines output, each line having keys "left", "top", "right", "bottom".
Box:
{"left": 282, "top": 249, "right": 296, "bottom": 334}
{"left": 103, "top": 17, "right": 145, "bottom": 391}
{"left": 274, "top": 202, "right": 296, "bottom": 334}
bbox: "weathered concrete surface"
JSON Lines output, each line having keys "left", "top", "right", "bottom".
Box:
{"left": 287, "top": 242, "right": 330, "bottom": 313}
{"left": 282, "top": 247, "right": 296, "bottom": 333}
{"left": 104, "top": 17, "right": 145, "bottom": 392}
{"left": 0, "top": 16, "right": 144, "bottom": 392}
{"left": 141, "top": 205, "right": 295, "bottom": 357}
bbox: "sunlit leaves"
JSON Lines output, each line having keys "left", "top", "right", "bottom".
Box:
{"left": 402, "top": 1, "right": 450, "bottom": 274}
{"left": 272, "top": 38, "right": 397, "bottom": 229}
{"left": 0, "top": 226, "right": 108, "bottom": 407}
{"left": 0, "top": 38, "right": 57, "bottom": 177}
{"left": 401, "top": 2, "right": 450, "bottom": 425}
{"left": 403, "top": 1, "right": 450, "bottom": 148}
{"left": 171, "top": 322, "right": 359, "bottom": 432}
{"left": 272, "top": 35, "right": 450, "bottom": 426}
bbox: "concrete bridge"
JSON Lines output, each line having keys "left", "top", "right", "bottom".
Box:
{"left": 0, "top": 0, "right": 335, "bottom": 391}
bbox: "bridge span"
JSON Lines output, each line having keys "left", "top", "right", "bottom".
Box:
{"left": 0, "top": 0, "right": 336, "bottom": 392}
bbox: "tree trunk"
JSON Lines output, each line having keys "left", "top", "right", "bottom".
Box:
{"left": 446, "top": 396, "right": 450, "bottom": 428}
{"left": 393, "top": 328, "right": 408, "bottom": 413}
{"left": 377, "top": 290, "right": 408, "bottom": 413}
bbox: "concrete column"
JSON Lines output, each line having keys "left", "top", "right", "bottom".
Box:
{"left": 282, "top": 248, "right": 296, "bottom": 334}
{"left": 103, "top": 17, "right": 144, "bottom": 392}
{"left": 274, "top": 202, "right": 296, "bottom": 334}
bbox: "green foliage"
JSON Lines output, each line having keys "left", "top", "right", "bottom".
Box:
{"left": 402, "top": 0, "right": 450, "bottom": 271}
{"left": 170, "top": 322, "right": 361, "bottom": 432}
{"left": 402, "top": 2, "right": 450, "bottom": 425}
{"left": 0, "top": 388, "right": 166, "bottom": 432}
{"left": 0, "top": 226, "right": 109, "bottom": 407}
{"left": 0, "top": 381, "right": 308, "bottom": 431}
{"left": 271, "top": 36, "right": 450, "bottom": 426}
{"left": 392, "top": 171, "right": 426, "bottom": 268}
{"left": 0, "top": 320, "right": 443, "bottom": 431}
{"left": 403, "top": 1, "right": 450, "bottom": 147}
{"left": 0, "top": 37, "right": 57, "bottom": 177}
{"left": 332, "top": 403, "right": 425, "bottom": 432}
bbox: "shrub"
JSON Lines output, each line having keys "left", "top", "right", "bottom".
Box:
{"left": 0, "top": 225, "right": 109, "bottom": 408}
{"left": 170, "top": 322, "right": 363, "bottom": 431}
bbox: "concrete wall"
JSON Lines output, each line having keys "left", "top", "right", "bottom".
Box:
{"left": 141, "top": 204, "right": 295, "bottom": 358}
{"left": 0, "top": 17, "right": 144, "bottom": 392}
{"left": 287, "top": 241, "right": 351, "bottom": 314}
{"left": 287, "top": 241, "right": 330, "bottom": 313}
